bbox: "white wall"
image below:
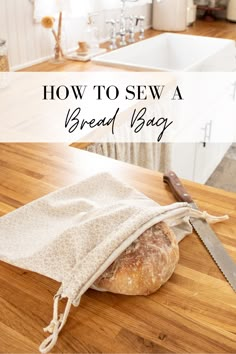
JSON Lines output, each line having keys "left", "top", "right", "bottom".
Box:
{"left": 0, "top": 0, "right": 152, "bottom": 71}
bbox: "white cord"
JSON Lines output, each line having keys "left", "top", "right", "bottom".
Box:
{"left": 39, "top": 294, "right": 73, "bottom": 354}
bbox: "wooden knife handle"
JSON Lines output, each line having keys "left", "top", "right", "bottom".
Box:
{"left": 163, "top": 171, "right": 194, "bottom": 204}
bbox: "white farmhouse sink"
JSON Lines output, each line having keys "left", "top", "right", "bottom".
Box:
{"left": 93, "top": 33, "right": 236, "bottom": 71}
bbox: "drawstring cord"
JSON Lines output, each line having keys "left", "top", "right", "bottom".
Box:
{"left": 201, "top": 211, "right": 229, "bottom": 224}
{"left": 39, "top": 294, "right": 73, "bottom": 354}
{"left": 189, "top": 208, "right": 229, "bottom": 224}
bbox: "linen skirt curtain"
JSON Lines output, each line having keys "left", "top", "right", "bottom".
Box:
{"left": 86, "top": 143, "right": 172, "bottom": 172}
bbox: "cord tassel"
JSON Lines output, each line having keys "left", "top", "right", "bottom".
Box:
{"left": 39, "top": 294, "right": 72, "bottom": 354}
{"left": 190, "top": 208, "right": 229, "bottom": 224}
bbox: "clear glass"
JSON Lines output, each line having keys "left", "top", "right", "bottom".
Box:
{"left": 0, "top": 40, "right": 9, "bottom": 72}
{"left": 0, "top": 40, "right": 10, "bottom": 89}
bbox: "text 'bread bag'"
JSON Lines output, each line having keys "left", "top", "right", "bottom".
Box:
{"left": 0, "top": 173, "right": 227, "bottom": 353}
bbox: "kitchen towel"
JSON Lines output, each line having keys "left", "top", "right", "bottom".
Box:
{"left": 0, "top": 173, "right": 228, "bottom": 353}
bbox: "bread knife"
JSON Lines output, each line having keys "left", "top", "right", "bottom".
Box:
{"left": 163, "top": 171, "right": 236, "bottom": 292}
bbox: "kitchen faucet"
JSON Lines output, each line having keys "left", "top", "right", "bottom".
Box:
{"left": 106, "top": 0, "right": 145, "bottom": 50}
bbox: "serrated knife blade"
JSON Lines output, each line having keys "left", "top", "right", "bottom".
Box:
{"left": 163, "top": 171, "right": 236, "bottom": 292}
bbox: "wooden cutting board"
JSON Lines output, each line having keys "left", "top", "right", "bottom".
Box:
{"left": 0, "top": 143, "right": 235, "bottom": 353}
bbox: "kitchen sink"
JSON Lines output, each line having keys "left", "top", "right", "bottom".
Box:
{"left": 93, "top": 33, "right": 236, "bottom": 71}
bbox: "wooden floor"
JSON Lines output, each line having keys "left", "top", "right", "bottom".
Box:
{"left": 0, "top": 143, "right": 236, "bottom": 353}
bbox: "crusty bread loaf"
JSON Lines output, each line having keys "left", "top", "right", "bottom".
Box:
{"left": 93, "top": 222, "right": 179, "bottom": 296}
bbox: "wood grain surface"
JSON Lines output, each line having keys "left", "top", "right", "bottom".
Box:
{"left": 2, "top": 18, "right": 236, "bottom": 354}
{"left": 0, "top": 143, "right": 236, "bottom": 353}
{"left": 20, "top": 20, "right": 236, "bottom": 73}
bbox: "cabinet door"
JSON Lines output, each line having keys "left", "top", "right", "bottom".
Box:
{"left": 169, "top": 143, "right": 196, "bottom": 181}
{"left": 194, "top": 142, "right": 231, "bottom": 184}
{"left": 194, "top": 83, "right": 235, "bottom": 184}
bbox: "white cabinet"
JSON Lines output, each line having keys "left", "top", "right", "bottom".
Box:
{"left": 169, "top": 142, "right": 231, "bottom": 184}
{"left": 169, "top": 143, "right": 196, "bottom": 181}
{"left": 169, "top": 82, "right": 236, "bottom": 184}
{"left": 193, "top": 88, "right": 236, "bottom": 183}
{"left": 194, "top": 142, "right": 231, "bottom": 184}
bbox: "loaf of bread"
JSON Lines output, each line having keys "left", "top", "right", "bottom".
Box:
{"left": 93, "top": 222, "right": 179, "bottom": 296}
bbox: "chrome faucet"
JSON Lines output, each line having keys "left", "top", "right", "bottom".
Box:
{"left": 106, "top": 19, "right": 117, "bottom": 50}
{"left": 118, "top": 14, "right": 127, "bottom": 46}
{"left": 127, "top": 16, "right": 135, "bottom": 43}
{"left": 106, "top": 0, "right": 145, "bottom": 49}
{"left": 136, "top": 15, "right": 145, "bottom": 40}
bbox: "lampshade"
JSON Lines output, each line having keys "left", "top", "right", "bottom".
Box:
{"left": 90, "top": 0, "right": 152, "bottom": 11}
{"left": 34, "top": 0, "right": 151, "bottom": 21}
{"left": 34, "top": 0, "right": 93, "bottom": 20}
{"left": 34, "top": 0, "right": 57, "bottom": 19}
{"left": 55, "top": 0, "right": 71, "bottom": 12}
{"left": 58, "top": 0, "right": 93, "bottom": 17}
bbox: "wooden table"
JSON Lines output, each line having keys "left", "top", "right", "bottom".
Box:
{"left": 0, "top": 143, "right": 235, "bottom": 353}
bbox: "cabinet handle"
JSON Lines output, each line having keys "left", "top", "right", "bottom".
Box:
{"left": 202, "top": 120, "right": 212, "bottom": 148}
{"left": 232, "top": 80, "right": 236, "bottom": 101}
